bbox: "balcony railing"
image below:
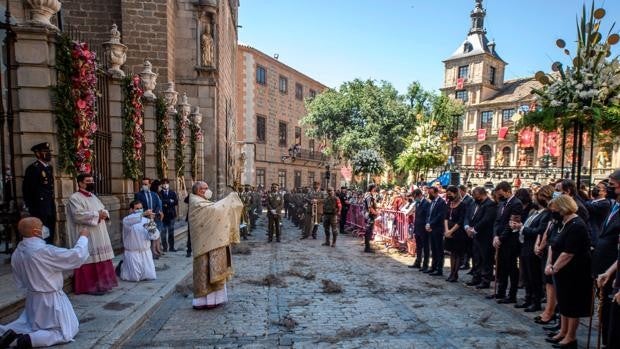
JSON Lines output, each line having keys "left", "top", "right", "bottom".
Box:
{"left": 287, "top": 147, "right": 327, "bottom": 162}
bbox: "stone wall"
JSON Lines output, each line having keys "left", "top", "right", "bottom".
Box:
{"left": 58, "top": 0, "right": 122, "bottom": 49}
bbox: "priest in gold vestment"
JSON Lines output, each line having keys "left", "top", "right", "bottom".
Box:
{"left": 188, "top": 181, "right": 243, "bottom": 310}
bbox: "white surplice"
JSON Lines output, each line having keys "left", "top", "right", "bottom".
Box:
{"left": 120, "top": 212, "right": 160, "bottom": 282}
{"left": 0, "top": 236, "right": 89, "bottom": 347}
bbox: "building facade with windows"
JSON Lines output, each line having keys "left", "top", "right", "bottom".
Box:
{"left": 236, "top": 45, "right": 340, "bottom": 190}
{"left": 441, "top": 0, "right": 618, "bottom": 185}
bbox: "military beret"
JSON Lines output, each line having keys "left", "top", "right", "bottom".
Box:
{"left": 31, "top": 142, "right": 50, "bottom": 152}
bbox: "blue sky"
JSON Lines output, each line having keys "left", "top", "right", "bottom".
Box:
{"left": 238, "top": 0, "right": 620, "bottom": 94}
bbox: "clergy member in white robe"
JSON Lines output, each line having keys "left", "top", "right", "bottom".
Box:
{"left": 120, "top": 200, "right": 160, "bottom": 281}
{"left": 188, "top": 181, "right": 243, "bottom": 310}
{"left": 0, "top": 217, "right": 90, "bottom": 348}
{"left": 66, "top": 173, "right": 117, "bottom": 295}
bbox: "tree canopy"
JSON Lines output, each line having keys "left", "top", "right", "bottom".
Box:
{"left": 302, "top": 79, "right": 464, "bottom": 175}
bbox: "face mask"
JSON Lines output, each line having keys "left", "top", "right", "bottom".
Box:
{"left": 40, "top": 226, "right": 50, "bottom": 240}
{"left": 205, "top": 189, "right": 213, "bottom": 200}
{"left": 134, "top": 208, "right": 144, "bottom": 215}
{"left": 85, "top": 183, "right": 96, "bottom": 192}
{"left": 552, "top": 191, "right": 562, "bottom": 199}
{"left": 142, "top": 185, "right": 150, "bottom": 192}
{"left": 42, "top": 152, "right": 52, "bottom": 162}
{"left": 551, "top": 211, "right": 563, "bottom": 221}
{"left": 591, "top": 188, "right": 600, "bottom": 197}
{"left": 162, "top": 184, "right": 169, "bottom": 190}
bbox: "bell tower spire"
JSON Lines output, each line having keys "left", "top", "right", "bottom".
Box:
{"left": 469, "top": 0, "right": 486, "bottom": 35}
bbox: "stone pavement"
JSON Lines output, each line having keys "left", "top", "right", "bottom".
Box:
{"left": 122, "top": 215, "right": 579, "bottom": 349}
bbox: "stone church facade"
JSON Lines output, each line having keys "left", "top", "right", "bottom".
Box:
{"left": 0, "top": 0, "right": 240, "bottom": 250}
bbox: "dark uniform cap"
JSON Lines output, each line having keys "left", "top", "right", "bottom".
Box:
{"left": 31, "top": 142, "right": 51, "bottom": 152}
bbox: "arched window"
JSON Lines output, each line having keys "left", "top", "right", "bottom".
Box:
{"left": 502, "top": 147, "right": 511, "bottom": 167}
{"left": 480, "top": 145, "right": 492, "bottom": 170}
{"left": 452, "top": 146, "right": 463, "bottom": 167}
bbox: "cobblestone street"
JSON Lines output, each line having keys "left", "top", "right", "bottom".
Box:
{"left": 124, "top": 216, "right": 556, "bottom": 348}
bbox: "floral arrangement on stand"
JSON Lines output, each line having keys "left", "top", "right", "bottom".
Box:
{"left": 175, "top": 110, "right": 189, "bottom": 178}
{"left": 52, "top": 34, "right": 98, "bottom": 175}
{"left": 521, "top": 2, "right": 620, "bottom": 134}
{"left": 189, "top": 122, "right": 203, "bottom": 180}
{"left": 155, "top": 97, "right": 172, "bottom": 180}
{"left": 121, "top": 75, "right": 145, "bottom": 180}
{"left": 351, "top": 149, "right": 385, "bottom": 176}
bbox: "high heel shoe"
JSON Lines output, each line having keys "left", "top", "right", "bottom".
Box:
{"left": 534, "top": 314, "right": 556, "bottom": 324}
{"left": 552, "top": 340, "right": 577, "bottom": 349}
{"left": 545, "top": 336, "right": 564, "bottom": 344}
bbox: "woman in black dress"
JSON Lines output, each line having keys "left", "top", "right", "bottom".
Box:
{"left": 545, "top": 195, "right": 592, "bottom": 349}
{"left": 444, "top": 185, "right": 467, "bottom": 282}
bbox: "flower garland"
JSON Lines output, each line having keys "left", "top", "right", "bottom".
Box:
{"left": 175, "top": 111, "right": 189, "bottom": 178}
{"left": 155, "top": 97, "right": 172, "bottom": 179}
{"left": 189, "top": 122, "right": 203, "bottom": 179}
{"left": 52, "top": 34, "right": 98, "bottom": 175}
{"left": 121, "top": 75, "right": 145, "bottom": 180}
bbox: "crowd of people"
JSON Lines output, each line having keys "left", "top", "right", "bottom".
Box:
{"left": 353, "top": 174, "right": 620, "bottom": 349}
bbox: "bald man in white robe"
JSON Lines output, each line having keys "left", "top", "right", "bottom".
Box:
{"left": 0, "top": 218, "right": 90, "bottom": 348}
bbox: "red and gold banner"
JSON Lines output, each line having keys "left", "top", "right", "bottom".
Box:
{"left": 477, "top": 128, "right": 486, "bottom": 142}
{"left": 498, "top": 127, "right": 509, "bottom": 140}
{"left": 456, "top": 78, "right": 464, "bottom": 90}
{"left": 518, "top": 128, "right": 534, "bottom": 148}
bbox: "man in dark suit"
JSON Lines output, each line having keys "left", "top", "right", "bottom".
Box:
{"left": 426, "top": 186, "right": 447, "bottom": 276}
{"left": 135, "top": 177, "right": 163, "bottom": 258}
{"left": 409, "top": 189, "right": 430, "bottom": 271}
{"left": 593, "top": 170, "right": 620, "bottom": 347}
{"left": 22, "top": 142, "right": 56, "bottom": 244}
{"left": 158, "top": 179, "right": 178, "bottom": 252}
{"left": 490, "top": 181, "right": 523, "bottom": 303}
{"left": 586, "top": 181, "right": 612, "bottom": 246}
{"left": 459, "top": 185, "right": 475, "bottom": 270}
{"left": 337, "top": 187, "right": 350, "bottom": 235}
{"left": 465, "top": 187, "right": 497, "bottom": 289}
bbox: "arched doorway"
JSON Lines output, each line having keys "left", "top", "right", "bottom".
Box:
{"left": 480, "top": 145, "right": 492, "bottom": 170}
{"left": 452, "top": 146, "right": 463, "bottom": 167}
{"left": 501, "top": 146, "right": 511, "bottom": 167}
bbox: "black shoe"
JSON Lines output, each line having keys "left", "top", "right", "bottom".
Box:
{"left": 486, "top": 293, "right": 505, "bottom": 299}
{"left": 536, "top": 315, "right": 557, "bottom": 325}
{"left": 546, "top": 331, "right": 559, "bottom": 338}
{"left": 312, "top": 235, "right": 317, "bottom": 239}
{"left": 514, "top": 302, "right": 532, "bottom": 309}
{"left": 15, "top": 334, "right": 32, "bottom": 349}
{"left": 476, "top": 283, "right": 490, "bottom": 289}
{"left": 497, "top": 297, "right": 517, "bottom": 304}
{"left": 115, "top": 260, "right": 123, "bottom": 277}
{"left": 419, "top": 267, "right": 428, "bottom": 272}
{"left": 545, "top": 336, "right": 564, "bottom": 344}
{"left": 408, "top": 264, "right": 419, "bottom": 269}
{"left": 300, "top": 236, "right": 308, "bottom": 240}
{"left": 428, "top": 271, "right": 442, "bottom": 276}
{"left": 459, "top": 264, "right": 471, "bottom": 270}
{"left": 276, "top": 239, "right": 281, "bottom": 243}
{"left": 552, "top": 340, "right": 577, "bottom": 349}
{"left": 422, "top": 269, "right": 434, "bottom": 274}
{"left": 446, "top": 277, "right": 457, "bottom": 282}
{"left": 169, "top": 248, "right": 178, "bottom": 252}
{"left": 466, "top": 279, "right": 481, "bottom": 286}
{"left": 322, "top": 242, "right": 330, "bottom": 246}
{"left": 524, "top": 304, "right": 542, "bottom": 312}
{"left": 186, "top": 252, "right": 191, "bottom": 258}
{"left": 0, "top": 330, "right": 18, "bottom": 348}
{"left": 364, "top": 248, "right": 374, "bottom": 253}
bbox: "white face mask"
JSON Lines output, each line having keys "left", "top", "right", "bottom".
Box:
{"left": 142, "top": 185, "right": 150, "bottom": 192}
{"left": 206, "top": 189, "right": 213, "bottom": 200}
{"left": 552, "top": 191, "right": 562, "bottom": 199}
{"left": 41, "top": 226, "right": 50, "bottom": 240}
{"left": 162, "top": 184, "right": 170, "bottom": 190}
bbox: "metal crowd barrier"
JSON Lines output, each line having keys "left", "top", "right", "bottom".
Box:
{"left": 345, "top": 204, "right": 411, "bottom": 252}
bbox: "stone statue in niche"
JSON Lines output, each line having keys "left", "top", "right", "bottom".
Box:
{"left": 201, "top": 22, "right": 214, "bottom": 67}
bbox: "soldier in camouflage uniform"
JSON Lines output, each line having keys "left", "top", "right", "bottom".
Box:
{"left": 267, "top": 183, "right": 284, "bottom": 242}
{"left": 322, "top": 187, "right": 341, "bottom": 247}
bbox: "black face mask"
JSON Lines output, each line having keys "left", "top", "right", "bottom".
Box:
{"left": 85, "top": 183, "right": 96, "bottom": 193}
{"left": 592, "top": 188, "right": 600, "bottom": 198}
{"left": 42, "top": 152, "right": 52, "bottom": 162}
{"left": 551, "top": 211, "right": 562, "bottom": 221}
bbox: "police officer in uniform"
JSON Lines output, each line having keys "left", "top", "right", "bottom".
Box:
{"left": 22, "top": 142, "right": 56, "bottom": 244}
{"left": 322, "top": 187, "right": 341, "bottom": 247}
{"left": 267, "top": 183, "right": 284, "bottom": 242}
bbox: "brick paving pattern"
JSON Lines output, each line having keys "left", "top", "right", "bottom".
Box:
{"left": 124, "top": 216, "right": 561, "bottom": 348}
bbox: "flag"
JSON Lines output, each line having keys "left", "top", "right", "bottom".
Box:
{"left": 477, "top": 128, "right": 486, "bottom": 142}
{"left": 498, "top": 127, "right": 509, "bottom": 140}
{"left": 518, "top": 128, "right": 534, "bottom": 148}
{"left": 456, "top": 78, "right": 465, "bottom": 90}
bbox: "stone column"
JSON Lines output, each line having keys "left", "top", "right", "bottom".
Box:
{"left": 143, "top": 102, "right": 156, "bottom": 179}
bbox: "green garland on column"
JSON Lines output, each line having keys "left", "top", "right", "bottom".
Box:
{"left": 155, "top": 97, "right": 171, "bottom": 179}
{"left": 121, "top": 75, "right": 145, "bottom": 180}
{"left": 174, "top": 111, "right": 188, "bottom": 178}
{"left": 189, "top": 122, "right": 203, "bottom": 179}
